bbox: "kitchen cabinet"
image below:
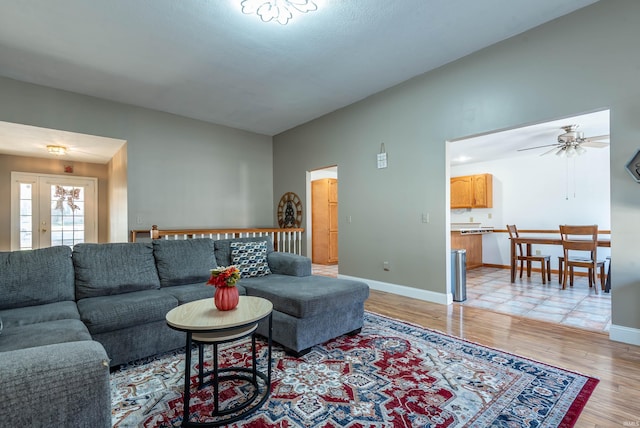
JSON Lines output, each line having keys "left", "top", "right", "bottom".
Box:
{"left": 450, "top": 173, "right": 493, "bottom": 209}
{"left": 312, "top": 178, "right": 338, "bottom": 264}
{"left": 451, "top": 232, "right": 483, "bottom": 269}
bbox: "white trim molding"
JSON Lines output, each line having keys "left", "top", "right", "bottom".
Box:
{"left": 338, "top": 275, "right": 452, "bottom": 305}
{"left": 609, "top": 324, "right": 640, "bottom": 346}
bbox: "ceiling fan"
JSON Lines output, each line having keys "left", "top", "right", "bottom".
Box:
{"left": 518, "top": 125, "right": 609, "bottom": 157}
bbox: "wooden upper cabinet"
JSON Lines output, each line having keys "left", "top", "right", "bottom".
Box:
{"left": 450, "top": 176, "right": 473, "bottom": 208}
{"left": 471, "top": 173, "right": 492, "bottom": 208}
{"left": 450, "top": 173, "right": 493, "bottom": 209}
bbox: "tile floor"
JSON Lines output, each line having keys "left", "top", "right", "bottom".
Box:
{"left": 311, "top": 263, "right": 339, "bottom": 278}
{"left": 312, "top": 263, "right": 611, "bottom": 333}
{"left": 464, "top": 266, "right": 611, "bottom": 332}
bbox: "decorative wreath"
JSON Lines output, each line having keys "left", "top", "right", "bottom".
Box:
{"left": 277, "top": 192, "right": 303, "bottom": 228}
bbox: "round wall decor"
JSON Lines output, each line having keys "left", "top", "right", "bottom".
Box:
{"left": 277, "top": 192, "right": 303, "bottom": 228}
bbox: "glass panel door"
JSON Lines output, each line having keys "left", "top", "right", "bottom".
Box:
{"left": 11, "top": 172, "right": 97, "bottom": 250}
{"left": 18, "top": 180, "right": 36, "bottom": 250}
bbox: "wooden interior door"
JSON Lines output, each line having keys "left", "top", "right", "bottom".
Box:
{"left": 312, "top": 178, "right": 339, "bottom": 264}
{"left": 328, "top": 179, "right": 338, "bottom": 263}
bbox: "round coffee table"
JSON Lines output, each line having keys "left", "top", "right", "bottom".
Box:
{"left": 166, "top": 296, "right": 273, "bottom": 427}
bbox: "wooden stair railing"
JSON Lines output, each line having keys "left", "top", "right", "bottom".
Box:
{"left": 130, "top": 225, "right": 305, "bottom": 255}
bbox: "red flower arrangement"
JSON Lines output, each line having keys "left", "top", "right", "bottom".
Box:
{"left": 207, "top": 265, "right": 241, "bottom": 288}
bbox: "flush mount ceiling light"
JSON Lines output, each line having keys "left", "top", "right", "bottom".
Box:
{"left": 46, "top": 145, "right": 67, "bottom": 155}
{"left": 241, "top": 0, "right": 317, "bottom": 25}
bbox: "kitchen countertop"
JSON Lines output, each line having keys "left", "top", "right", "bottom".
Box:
{"left": 451, "top": 223, "right": 494, "bottom": 234}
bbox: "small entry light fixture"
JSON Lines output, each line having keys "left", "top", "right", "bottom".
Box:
{"left": 241, "top": 0, "right": 317, "bottom": 25}
{"left": 47, "top": 145, "right": 67, "bottom": 156}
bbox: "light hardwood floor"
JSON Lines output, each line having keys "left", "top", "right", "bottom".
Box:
{"left": 365, "top": 289, "right": 640, "bottom": 428}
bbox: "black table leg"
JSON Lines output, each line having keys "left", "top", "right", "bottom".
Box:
{"left": 213, "top": 342, "right": 219, "bottom": 415}
{"left": 183, "top": 332, "right": 193, "bottom": 426}
{"left": 198, "top": 343, "right": 204, "bottom": 387}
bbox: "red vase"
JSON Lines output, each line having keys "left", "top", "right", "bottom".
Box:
{"left": 214, "top": 286, "right": 239, "bottom": 311}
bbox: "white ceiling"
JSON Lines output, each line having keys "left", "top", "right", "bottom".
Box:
{"left": 0, "top": 0, "right": 600, "bottom": 162}
{"left": 0, "top": 121, "right": 126, "bottom": 164}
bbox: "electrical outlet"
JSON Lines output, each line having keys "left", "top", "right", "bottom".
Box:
{"left": 488, "top": 213, "right": 492, "bottom": 219}
{"left": 535, "top": 250, "right": 541, "bottom": 255}
{"left": 383, "top": 261, "right": 390, "bottom": 271}
{"left": 469, "top": 216, "right": 474, "bottom": 222}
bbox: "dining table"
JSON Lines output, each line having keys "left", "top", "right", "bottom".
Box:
{"left": 509, "top": 235, "right": 611, "bottom": 288}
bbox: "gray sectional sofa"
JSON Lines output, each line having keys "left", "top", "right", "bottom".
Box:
{"left": 0, "top": 236, "right": 369, "bottom": 428}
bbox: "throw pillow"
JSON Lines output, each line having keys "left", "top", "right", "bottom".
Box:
{"left": 230, "top": 241, "right": 272, "bottom": 278}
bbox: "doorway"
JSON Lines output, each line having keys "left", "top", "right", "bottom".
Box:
{"left": 11, "top": 172, "right": 98, "bottom": 250}
{"left": 309, "top": 166, "right": 338, "bottom": 266}
{"left": 447, "top": 110, "right": 611, "bottom": 332}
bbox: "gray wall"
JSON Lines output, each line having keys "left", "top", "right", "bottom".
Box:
{"left": 0, "top": 77, "right": 274, "bottom": 247}
{"left": 273, "top": 0, "right": 640, "bottom": 341}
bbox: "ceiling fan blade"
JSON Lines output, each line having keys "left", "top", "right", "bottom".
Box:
{"left": 583, "top": 134, "right": 609, "bottom": 142}
{"left": 517, "top": 143, "right": 560, "bottom": 152}
{"left": 581, "top": 141, "right": 609, "bottom": 148}
{"left": 540, "top": 146, "right": 560, "bottom": 156}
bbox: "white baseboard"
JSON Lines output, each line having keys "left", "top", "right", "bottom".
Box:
{"left": 338, "top": 274, "right": 452, "bottom": 305}
{"left": 609, "top": 324, "right": 640, "bottom": 346}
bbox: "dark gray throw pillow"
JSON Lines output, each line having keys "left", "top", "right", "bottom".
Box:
{"left": 73, "top": 243, "right": 160, "bottom": 299}
{"left": 153, "top": 238, "right": 216, "bottom": 287}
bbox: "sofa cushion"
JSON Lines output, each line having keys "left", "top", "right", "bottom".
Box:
{"left": 0, "top": 318, "right": 91, "bottom": 352}
{"left": 231, "top": 240, "right": 271, "bottom": 277}
{"left": 76, "top": 290, "right": 177, "bottom": 335}
{"left": 153, "top": 238, "right": 217, "bottom": 287}
{"left": 73, "top": 243, "right": 160, "bottom": 299}
{"left": 160, "top": 283, "right": 247, "bottom": 305}
{"left": 214, "top": 236, "right": 274, "bottom": 267}
{"left": 240, "top": 274, "right": 370, "bottom": 318}
{"left": 0, "top": 246, "right": 74, "bottom": 310}
{"left": 0, "top": 301, "right": 80, "bottom": 328}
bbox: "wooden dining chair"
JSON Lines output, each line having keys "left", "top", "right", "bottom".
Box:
{"left": 506, "top": 225, "right": 551, "bottom": 284}
{"left": 559, "top": 225, "right": 606, "bottom": 293}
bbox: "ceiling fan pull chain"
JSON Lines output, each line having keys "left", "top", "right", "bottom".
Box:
{"left": 565, "top": 156, "right": 569, "bottom": 200}
{"left": 573, "top": 157, "right": 577, "bottom": 199}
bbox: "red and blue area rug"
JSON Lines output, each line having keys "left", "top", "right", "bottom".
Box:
{"left": 111, "top": 312, "right": 598, "bottom": 427}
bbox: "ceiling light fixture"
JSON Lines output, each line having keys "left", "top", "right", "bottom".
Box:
{"left": 47, "top": 145, "right": 67, "bottom": 156}
{"left": 240, "top": 0, "right": 317, "bottom": 25}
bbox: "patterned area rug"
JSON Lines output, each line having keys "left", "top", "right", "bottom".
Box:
{"left": 111, "top": 312, "right": 598, "bottom": 427}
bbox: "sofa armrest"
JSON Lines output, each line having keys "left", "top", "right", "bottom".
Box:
{"left": 0, "top": 340, "right": 111, "bottom": 428}
{"left": 267, "top": 252, "right": 312, "bottom": 277}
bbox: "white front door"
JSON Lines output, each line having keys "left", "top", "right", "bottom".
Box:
{"left": 11, "top": 172, "right": 98, "bottom": 250}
